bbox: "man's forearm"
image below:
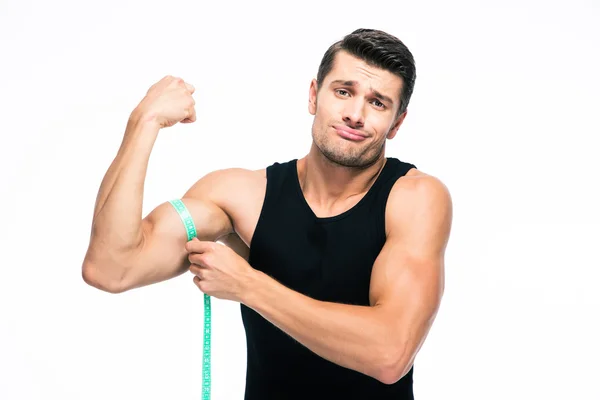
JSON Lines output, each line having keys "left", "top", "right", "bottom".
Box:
{"left": 84, "top": 114, "right": 159, "bottom": 271}
{"left": 242, "top": 270, "right": 403, "bottom": 383}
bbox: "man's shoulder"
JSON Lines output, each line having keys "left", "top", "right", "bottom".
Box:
{"left": 384, "top": 166, "right": 452, "bottom": 230}
{"left": 387, "top": 162, "right": 448, "bottom": 198}
{"left": 188, "top": 157, "right": 300, "bottom": 196}
{"left": 183, "top": 165, "right": 272, "bottom": 245}
{"left": 220, "top": 166, "right": 267, "bottom": 181}
{"left": 216, "top": 157, "right": 298, "bottom": 181}
{"left": 182, "top": 167, "right": 266, "bottom": 203}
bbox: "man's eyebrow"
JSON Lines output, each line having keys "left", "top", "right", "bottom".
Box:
{"left": 329, "top": 79, "right": 395, "bottom": 105}
{"left": 330, "top": 79, "right": 357, "bottom": 87}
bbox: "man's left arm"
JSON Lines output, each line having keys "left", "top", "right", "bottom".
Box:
{"left": 243, "top": 174, "right": 453, "bottom": 384}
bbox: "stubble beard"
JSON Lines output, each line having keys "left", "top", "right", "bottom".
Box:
{"left": 312, "top": 125, "right": 385, "bottom": 169}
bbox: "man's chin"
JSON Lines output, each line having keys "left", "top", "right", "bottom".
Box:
{"left": 321, "top": 149, "right": 366, "bottom": 168}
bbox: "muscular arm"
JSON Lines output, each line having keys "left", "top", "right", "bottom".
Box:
{"left": 243, "top": 174, "right": 452, "bottom": 384}
{"left": 82, "top": 75, "right": 255, "bottom": 293}
{"left": 80, "top": 118, "right": 247, "bottom": 293}
{"left": 82, "top": 155, "right": 236, "bottom": 293}
{"left": 112, "top": 174, "right": 236, "bottom": 293}
{"left": 119, "top": 168, "right": 257, "bottom": 292}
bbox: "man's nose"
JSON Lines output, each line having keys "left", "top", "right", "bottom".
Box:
{"left": 342, "top": 100, "right": 365, "bottom": 128}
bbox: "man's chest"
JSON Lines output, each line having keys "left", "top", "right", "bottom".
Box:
{"left": 248, "top": 220, "right": 384, "bottom": 304}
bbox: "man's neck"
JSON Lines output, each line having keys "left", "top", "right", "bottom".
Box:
{"left": 297, "top": 145, "right": 387, "bottom": 211}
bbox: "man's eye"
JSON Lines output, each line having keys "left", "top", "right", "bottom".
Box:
{"left": 372, "top": 99, "right": 384, "bottom": 108}
{"left": 336, "top": 89, "right": 349, "bottom": 96}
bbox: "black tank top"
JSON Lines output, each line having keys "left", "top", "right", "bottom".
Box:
{"left": 241, "top": 157, "right": 417, "bottom": 400}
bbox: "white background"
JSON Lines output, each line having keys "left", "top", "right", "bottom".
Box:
{"left": 1, "top": 0, "right": 599, "bottom": 399}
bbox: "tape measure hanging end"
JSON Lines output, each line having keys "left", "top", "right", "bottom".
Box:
{"left": 169, "top": 199, "right": 212, "bottom": 400}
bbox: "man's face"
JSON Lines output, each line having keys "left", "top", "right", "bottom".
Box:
{"left": 309, "top": 50, "right": 406, "bottom": 168}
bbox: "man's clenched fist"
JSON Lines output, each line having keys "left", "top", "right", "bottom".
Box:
{"left": 133, "top": 75, "right": 196, "bottom": 129}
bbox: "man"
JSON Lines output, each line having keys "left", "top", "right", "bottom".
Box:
{"left": 82, "top": 28, "right": 452, "bottom": 399}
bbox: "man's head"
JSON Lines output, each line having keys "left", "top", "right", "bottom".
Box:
{"left": 308, "top": 28, "right": 416, "bottom": 168}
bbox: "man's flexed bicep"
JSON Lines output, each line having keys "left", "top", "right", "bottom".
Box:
{"left": 116, "top": 196, "right": 233, "bottom": 293}
{"left": 83, "top": 169, "right": 235, "bottom": 294}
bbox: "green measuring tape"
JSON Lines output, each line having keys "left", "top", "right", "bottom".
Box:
{"left": 169, "top": 199, "right": 211, "bottom": 400}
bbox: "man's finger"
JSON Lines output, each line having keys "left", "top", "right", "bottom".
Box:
{"left": 190, "top": 264, "right": 205, "bottom": 278}
{"left": 188, "top": 251, "right": 211, "bottom": 266}
{"left": 182, "top": 107, "right": 197, "bottom": 124}
{"left": 185, "top": 82, "right": 195, "bottom": 94}
{"left": 185, "top": 239, "right": 215, "bottom": 254}
{"left": 193, "top": 275, "right": 206, "bottom": 292}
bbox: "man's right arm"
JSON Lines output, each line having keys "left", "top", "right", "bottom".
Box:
{"left": 82, "top": 173, "right": 235, "bottom": 294}
{"left": 81, "top": 75, "right": 234, "bottom": 293}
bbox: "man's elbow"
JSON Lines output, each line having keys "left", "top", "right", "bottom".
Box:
{"left": 377, "top": 364, "right": 411, "bottom": 385}
{"left": 81, "top": 261, "right": 125, "bottom": 294}
{"left": 374, "top": 345, "right": 412, "bottom": 385}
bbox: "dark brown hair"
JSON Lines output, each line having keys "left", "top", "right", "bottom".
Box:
{"left": 316, "top": 28, "right": 416, "bottom": 116}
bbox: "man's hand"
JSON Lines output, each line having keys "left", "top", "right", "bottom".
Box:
{"left": 132, "top": 75, "right": 197, "bottom": 129}
{"left": 186, "top": 238, "right": 256, "bottom": 302}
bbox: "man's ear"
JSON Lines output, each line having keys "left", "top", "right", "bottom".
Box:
{"left": 387, "top": 110, "right": 407, "bottom": 139}
{"left": 309, "top": 79, "right": 318, "bottom": 115}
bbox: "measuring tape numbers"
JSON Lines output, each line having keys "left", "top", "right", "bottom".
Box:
{"left": 169, "top": 199, "right": 212, "bottom": 400}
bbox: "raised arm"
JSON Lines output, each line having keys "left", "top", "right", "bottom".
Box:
{"left": 85, "top": 173, "right": 238, "bottom": 294}
{"left": 81, "top": 75, "right": 234, "bottom": 293}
